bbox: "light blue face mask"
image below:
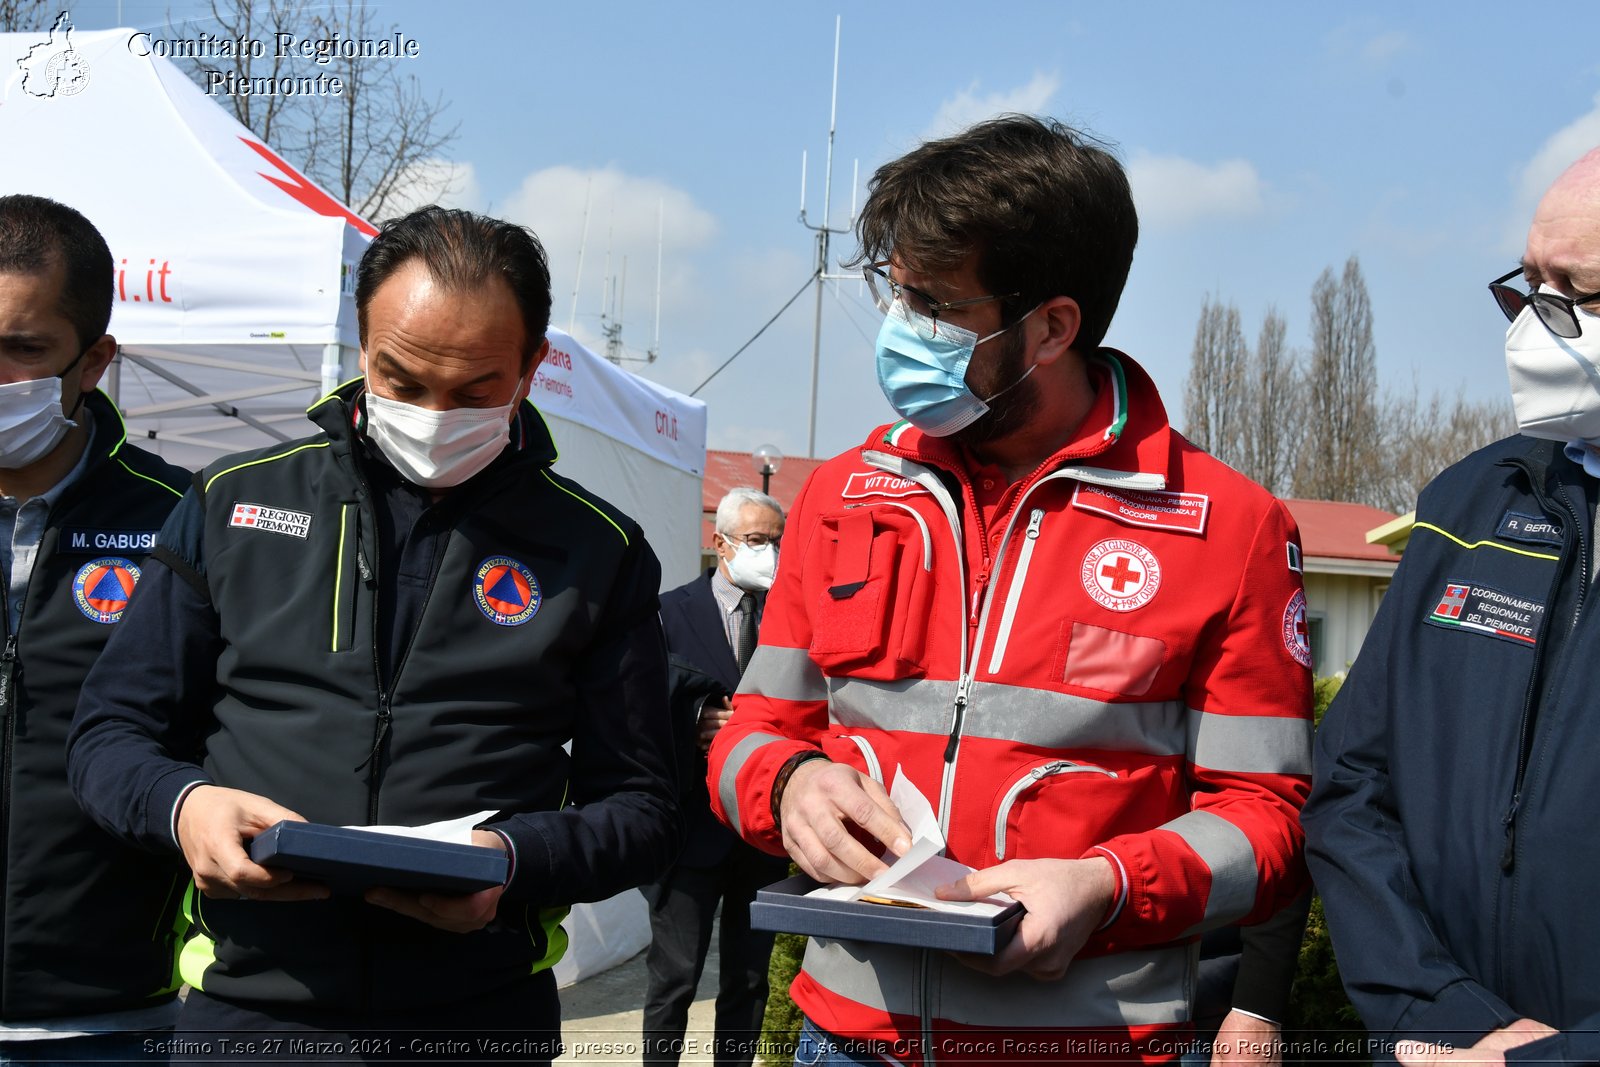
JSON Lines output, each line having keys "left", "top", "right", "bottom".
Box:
{"left": 874, "top": 299, "right": 1036, "bottom": 437}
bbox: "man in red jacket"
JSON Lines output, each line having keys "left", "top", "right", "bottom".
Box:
{"left": 707, "top": 115, "right": 1312, "bottom": 1064}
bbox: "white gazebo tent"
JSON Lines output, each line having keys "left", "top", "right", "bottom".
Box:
{"left": 0, "top": 22, "right": 370, "bottom": 458}
{"left": 2, "top": 21, "right": 710, "bottom": 979}
{"left": 0, "top": 22, "right": 709, "bottom": 585}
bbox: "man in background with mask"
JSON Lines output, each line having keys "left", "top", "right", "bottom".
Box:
{"left": 707, "top": 115, "right": 1312, "bottom": 1062}
{"left": 644, "top": 486, "right": 788, "bottom": 1067}
{"left": 67, "top": 206, "right": 680, "bottom": 1057}
{"left": 0, "top": 195, "right": 189, "bottom": 1059}
{"left": 1303, "top": 151, "right": 1600, "bottom": 1065}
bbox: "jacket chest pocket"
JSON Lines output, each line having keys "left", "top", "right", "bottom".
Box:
{"left": 802, "top": 505, "right": 934, "bottom": 680}
{"left": 987, "top": 757, "right": 1179, "bottom": 862}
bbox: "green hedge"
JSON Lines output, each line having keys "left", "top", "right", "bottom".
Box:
{"left": 758, "top": 929, "right": 807, "bottom": 1067}
{"left": 756, "top": 675, "right": 1361, "bottom": 1064}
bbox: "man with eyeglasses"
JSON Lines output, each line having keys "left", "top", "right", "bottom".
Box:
{"left": 1303, "top": 149, "right": 1600, "bottom": 1065}
{"left": 644, "top": 486, "right": 789, "bottom": 1067}
{"left": 707, "top": 116, "right": 1312, "bottom": 1064}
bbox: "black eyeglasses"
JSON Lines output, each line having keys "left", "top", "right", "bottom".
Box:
{"left": 1489, "top": 268, "right": 1600, "bottom": 339}
{"left": 724, "top": 531, "right": 781, "bottom": 549}
{"left": 863, "top": 262, "right": 1019, "bottom": 339}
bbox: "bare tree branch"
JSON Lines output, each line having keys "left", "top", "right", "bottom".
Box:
{"left": 170, "top": 0, "right": 457, "bottom": 223}
{"left": 1295, "top": 256, "right": 1381, "bottom": 504}
{"left": 1240, "top": 307, "right": 1303, "bottom": 497}
{"left": 0, "top": 0, "right": 50, "bottom": 32}
{"left": 1182, "top": 295, "right": 1251, "bottom": 467}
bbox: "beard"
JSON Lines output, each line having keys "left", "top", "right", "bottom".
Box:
{"left": 949, "top": 324, "right": 1039, "bottom": 448}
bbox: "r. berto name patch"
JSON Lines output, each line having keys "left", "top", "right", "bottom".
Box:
{"left": 473, "top": 556, "right": 542, "bottom": 626}
{"left": 73, "top": 557, "right": 140, "bottom": 624}
{"left": 841, "top": 471, "right": 927, "bottom": 500}
{"left": 1070, "top": 485, "right": 1210, "bottom": 535}
{"left": 229, "top": 502, "right": 312, "bottom": 539}
{"left": 1497, "top": 510, "right": 1562, "bottom": 548}
{"left": 1427, "top": 580, "right": 1545, "bottom": 647}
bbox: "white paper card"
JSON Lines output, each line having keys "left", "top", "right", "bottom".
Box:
{"left": 808, "top": 768, "right": 1013, "bottom": 916}
{"left": 343, "top": 810, "right": 497, "bottom": 845}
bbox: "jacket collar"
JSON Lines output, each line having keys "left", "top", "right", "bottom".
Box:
{"left": 864, "top": 349, "right": 1173, "bottom": 490}
{"left": 78, "top": 388, "right": 134, "bottom": 471}
{"left": 306, "top": 378, "right": 560, "bottom": 471}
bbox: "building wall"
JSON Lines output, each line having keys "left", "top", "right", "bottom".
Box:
{"left": 1303, "top": 571, "right": 1389, "bottom": 676}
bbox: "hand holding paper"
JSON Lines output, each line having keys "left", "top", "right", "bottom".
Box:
{"left": 806, "top": 769, "right": 1015, "bottom": 918}
{"left": 778, "top": 759, "right": 912, "bottom": 884}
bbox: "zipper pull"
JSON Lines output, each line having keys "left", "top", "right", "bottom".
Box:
{"left": 944, "top": 680, "right": 970, "bottom": 763}
{"left": 354, "top": 707, "right": 392, "bottom": 774}
{"left": 1026, "top": 509, "right": 1044, "bottom": 539}
{"left": 969, "top": 569, "right": 989, "bottom": 625}
{"left": 1500, "top": 794, "right": 1521, "bottom": 871}
{"left": 0, "top": 635, "right": 18, "bottom": 736}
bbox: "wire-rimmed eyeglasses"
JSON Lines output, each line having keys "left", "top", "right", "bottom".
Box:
{"left": 863, "top": 261, "right": 1019, "bottom": 339}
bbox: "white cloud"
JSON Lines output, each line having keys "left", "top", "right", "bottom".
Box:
{"left": 1509, "top": 93, "right": 1600, "bottom": 248}
{"left": 1125, "top": 152, "right": 1267, "bottom": 230}
{"left": 500, "top": 165, "right": 718, "bottom": 342}
{"left": 1361, "top": 30, "right": 1409, "bottom": 64}
{"left": 922, "top": 72, "right": 1060, "bottom": 140}
{"left": 377, "top": 159, "right": 483, "bottom": 220}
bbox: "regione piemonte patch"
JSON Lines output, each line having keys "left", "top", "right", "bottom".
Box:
{"left": 229, "top": 502, "right": 312, "bottom": 539}
{"left": 474, "top": 556, "right": 542, "bottom": 626}
{"left": 1081, "top": 538, "right": 1161, "bottom": 612}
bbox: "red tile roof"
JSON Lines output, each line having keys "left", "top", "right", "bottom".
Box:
{"left": 1281, "top": 498, "right": 1400, "bottom": 562}
{"left": 701, "top": 450, "right": 826, "bottom": 549}
{"left": 701, "top": 453, "right": 1398, "bottom": 564}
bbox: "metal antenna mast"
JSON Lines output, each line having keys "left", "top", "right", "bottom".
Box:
{"left": 797, "top": 15, "right": 853, "bottom": 458}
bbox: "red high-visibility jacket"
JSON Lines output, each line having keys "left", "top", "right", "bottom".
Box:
{"left": 708, "top": 351, "right": 1312, "bottom": 1063}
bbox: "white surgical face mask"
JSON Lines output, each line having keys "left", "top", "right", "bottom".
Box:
{"left": 0, "top": 375, "right": 76, "bottom": 470}
{"left": 724, "top": 540, "right": 778, "bottom": 592}
{"left": 1504, "top": 289, "right": 1600, "bottom": 443}
{"left": 363, "top": 385, "right": 522, "bottom": 489}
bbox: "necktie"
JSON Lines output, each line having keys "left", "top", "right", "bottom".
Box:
{"left": 735, "top": 593, "right": 758, "bottom": 675}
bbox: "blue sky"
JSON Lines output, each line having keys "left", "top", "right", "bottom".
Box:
{"left": 66, "top": 1, "right": 1600, "bottom": 462}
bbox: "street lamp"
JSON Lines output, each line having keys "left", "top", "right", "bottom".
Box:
{"left": 753, "top": 444, "right": 784, "bottom": 495}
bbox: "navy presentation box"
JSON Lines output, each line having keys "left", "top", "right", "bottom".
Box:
{"left": 750, "top": 874, "right": 1024, "bottom": 955}
{"left": 249, "top": 821, "right": 508, "bottom": 895}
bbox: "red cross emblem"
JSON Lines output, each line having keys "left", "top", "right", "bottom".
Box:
{"left": 1099, "top": 555, "right": 1143, "bottom": 594}
{"left": 1082, "top": 539, "right": 1161, "bottom": 612}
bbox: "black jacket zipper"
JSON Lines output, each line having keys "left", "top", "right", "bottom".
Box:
{"left": 1498, "top": 462, "right": 1588, "bottom": 872}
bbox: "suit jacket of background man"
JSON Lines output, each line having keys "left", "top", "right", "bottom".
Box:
{"left": 660, "top": 569, "right": 744, "bottom": 868}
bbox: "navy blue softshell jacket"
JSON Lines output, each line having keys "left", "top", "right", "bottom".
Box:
{"left": 66, "top": 382, "right": 681, "bottom": 1013}
{"left": 1304, "top": 435, "right": 1600, "bottom": 1064}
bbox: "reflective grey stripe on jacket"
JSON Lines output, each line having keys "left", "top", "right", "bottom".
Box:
{"left": 717, "top": 731, "right": 791, "bottom": 836}
{"left": 801, "top": 938, "right": 1196, "bottom": 1029}
{"left": 1161, "top": 808, "right": 1260, "bottom": 934}
{"left": 737, "top": 644, "right": 828, "bottom": 702}
{"left": 824, "top": 672, "right": 1309, "bottom": 774}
